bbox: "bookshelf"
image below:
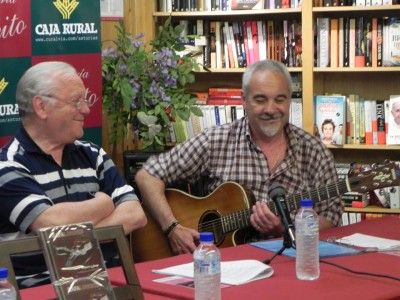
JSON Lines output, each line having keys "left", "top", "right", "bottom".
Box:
{"left": 345, "top": 205, "right": 400, "bottom": 214}
{"left": 104, "top": 1, "right": 400, "bottom": 216}
{"left": 149, "top": 3, "right": 400, "bottom": 159}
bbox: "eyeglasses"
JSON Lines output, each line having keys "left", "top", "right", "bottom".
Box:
{"left": 41, "top": 94, "right": 94, "bottom": 110}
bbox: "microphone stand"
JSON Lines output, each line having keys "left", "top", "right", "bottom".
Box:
{"left": 263, "top": 228, "right": 295, "bottom": 265}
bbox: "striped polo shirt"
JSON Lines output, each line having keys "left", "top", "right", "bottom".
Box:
{"left": 0, "top": 126, "right": 138, "bottom": 287}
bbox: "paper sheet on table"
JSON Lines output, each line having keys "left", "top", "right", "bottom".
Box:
{"left": 153, "top": 259, "right": 274, "bottom": 285}
{"left": 336, "top": 233, "right": 400, "bottom": 250}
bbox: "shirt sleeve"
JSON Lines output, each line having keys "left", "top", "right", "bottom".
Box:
{"left": 143, "top": 132, "right": 210, "bottom": 186}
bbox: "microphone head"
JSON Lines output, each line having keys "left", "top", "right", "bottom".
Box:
{"left": 269, "top": 182, "right": 286, "bottom": 199}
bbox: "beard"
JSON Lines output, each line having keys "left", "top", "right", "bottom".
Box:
{"left": 258, "top": 113, "right": 283, "bottom": 137}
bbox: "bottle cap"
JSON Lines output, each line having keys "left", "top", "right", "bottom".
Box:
{"left": 0, "top": 268, "right": 8, "bottom": 279}
{"left": 199, "top": 232, "right": 214, "bottom": 242}
{"left": 300, "top": 199, "right": 313, "bottom": 207}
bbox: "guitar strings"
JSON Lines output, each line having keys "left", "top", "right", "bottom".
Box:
{"left": 197, "top": 171, "right": 384, "bottom": 234}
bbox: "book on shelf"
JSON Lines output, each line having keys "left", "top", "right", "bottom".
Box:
{"left": 209, "top": 87, "right": 242, "bottom": 96}
{"left": 377, "top": 17, "right": 383, "bottom": 67}
{"left": 316, "top": 17, "right": 330, "bottom": 67}
{"left": 355, "top": 17, "right": 365, "bottom": 67}
{"left": 376, "top": 100, "right": 386, "bottom": 145}
{"left": 330, "top": 18, "right": 339, "bottom": 68}
{"left": 215, "top": 21, "right": 223, "bottom": 69}
{"left": 257, "top": 20, "right": 267, "bottom": 61}
{"left": 386, "top": 95, "right": 400, "bottom": 145}
{"left": 389, "top": 185, "right": 400, "bottom": 209}
{"left": 364, "top": 17, "right": 372, "bottom": 67}
{"left": 338, "top": 17, "right": 344, "bottom": 67}
{"left": 371, "top": 188, "right": 391, "bottom": 208}
{"left": 230, "top": 0, "right": 264, "bottom": 10}
{"left": 343, "top": 17, "right": 350, "bottom": 67}
{"left": 359, "top": 96, "right": 366, "bottom": 144}
{"left": 349, "top": 18, "right": 356, "bottom": 67}
{"left": 290, "top": 97, "right": 303, "bottom": 129}
{"left": 251, "top": 21, "right": 260, "bottom": 63}
{"left": 371, "top": 17, "right": 378, "bottom": 67}
{"left": 232, "top": 21, "right": 245, "bottom": 68}
{"left": 38, "top": 222, "right": 115, "bottom": 300}
{"left": 244, "top": 21, "right": 254, "bottom": 66}
{"left": 383, "top": 17, "right": 400, "bottom": 67}
{"left": 364, "top": 99, "right": 373, "bottom": 144}
{"left": 314, "top": 95, "right": 346, "bottom": 145}
{"left": 371, "top": 100, "right": 379, "bottom": 144}
{"left": 384, "top": 99, "right": 390, "bottom": 142}
{"left": 207, "top": 97, "right": 243, "bottom": 105}
{"left": 341, "top": 192, "right": 370, "bottom": 208}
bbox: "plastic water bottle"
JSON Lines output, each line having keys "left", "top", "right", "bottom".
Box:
{"left": 193, "top": 232, "right": 221, "bottom": 300}
{"left": 0, "top": 268, "right": 17, "bottom": 300}
{"left": 295, "top": 199, "right": 320, "bottom": 280}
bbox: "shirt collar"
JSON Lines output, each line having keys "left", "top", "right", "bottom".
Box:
{"left": 15, "top": 126, "right": 78, "bottom": 155}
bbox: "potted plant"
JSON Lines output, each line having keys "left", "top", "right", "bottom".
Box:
{"left": 102, "top": 16, "right": 203, "bottom": 151}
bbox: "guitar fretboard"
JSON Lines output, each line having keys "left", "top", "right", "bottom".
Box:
{"left": 220, "top": 164, "right": 399, "bottom": 233}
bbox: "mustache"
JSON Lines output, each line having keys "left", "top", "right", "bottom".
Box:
{"left": 259, "top": 113, "right": 283, "bottom": 120}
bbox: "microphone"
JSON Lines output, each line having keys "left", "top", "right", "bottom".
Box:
{"left": 269, "top": 183, "right": 296, "bottom": 245}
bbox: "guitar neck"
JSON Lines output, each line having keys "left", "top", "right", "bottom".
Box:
{"left": 220, "top": 162, "right": 400, "bottom": 235}
{"left": 221, "top": 178, "right": 351, "bottom": 233}
{"left": 283, "top": 178, "right": 351, "bottom": 212}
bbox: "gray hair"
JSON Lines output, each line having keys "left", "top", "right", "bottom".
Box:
{"left": 16, "top": 61, "right": 77, "bottom": 117}
{"left": 242, "top": 59, "right": 293, "bottom": 98}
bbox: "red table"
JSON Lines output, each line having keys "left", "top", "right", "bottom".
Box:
{"left": 21, "top": 216, "right": 400, "bottom": 299}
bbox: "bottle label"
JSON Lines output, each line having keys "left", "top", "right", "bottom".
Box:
{"left": 194, "top": 259, "right": 220, "bottom": 275}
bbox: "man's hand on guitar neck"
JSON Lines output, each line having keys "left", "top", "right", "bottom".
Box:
{"left": 250, "top": 202, "right": 285, "bottom": 236}
{"left": 168, "top": 224, "right": 200, "bottom": 255}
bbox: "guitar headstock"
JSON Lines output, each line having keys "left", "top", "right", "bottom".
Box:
{"left": 348, "top": 161, "right": 400, "bottom": 193}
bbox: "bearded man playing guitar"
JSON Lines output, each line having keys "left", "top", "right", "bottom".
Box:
{"left": 135, "top": 60, "right": 344, "bottom": 257}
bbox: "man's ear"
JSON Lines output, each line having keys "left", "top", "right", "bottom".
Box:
{"left": 32, "top": 95, "right": 49, "bottom": 119}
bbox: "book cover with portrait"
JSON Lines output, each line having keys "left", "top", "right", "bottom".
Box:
{"left": 386, "top": 95, "right": 400, "bottom": 145}
{"left": 314, "top": 95, "right": 347, "bottom": 145}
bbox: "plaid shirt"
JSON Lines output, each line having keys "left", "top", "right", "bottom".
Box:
{"left": 144, "top": 117, "right": 343, "bottom": 226}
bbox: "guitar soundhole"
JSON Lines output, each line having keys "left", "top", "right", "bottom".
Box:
{"left": 198, "top": 210, "right": 224, "bottom": 246}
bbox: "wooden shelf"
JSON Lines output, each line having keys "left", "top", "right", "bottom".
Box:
{"left": 344, "top": 205, "right": 400, "bottom": 214}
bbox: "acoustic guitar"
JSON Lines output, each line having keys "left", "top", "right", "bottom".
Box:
{"left": 130, "top": 162, "right": 400, "bottom": 262}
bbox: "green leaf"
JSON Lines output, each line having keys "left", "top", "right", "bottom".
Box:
{"left": 190, "top": 106, "right": 203, "bottom": 116}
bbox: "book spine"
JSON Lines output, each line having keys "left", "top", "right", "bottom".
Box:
{"left": 330, "top": 18, "right": 339, "bottom": 68}
{"left": 389, "top": 185, "right": 400, "bottom": 209}
{"left": 355, "top": 17, "right": 365, "bottom": 67}
{"left": 317, "top": 17, "right": 330, "bottom": 67}
{"left": 364, "top": 99, "right": 373, "bottom": 144}
{"left": 359, "top": 96, "right": 366, "bottom": 144}
{"left": 371, "top": 100, "right": 378, "bottom": 144}
{"left": 203, "top": 20, "right": 211, "bottom": 68}
{"left": 251, "top": 21, "right": 260, "bottom": 63}
{"left": 371, "top": 17, "right": 378, "bottom": 68}
{"left": 207, "top": 98, "right": 243, "bottom": 105}
{"left": 377, "top": 17, "right": 383, "bottom": 66}
{"left": 364, "top": 17, "right": 372, "bottom": 67}
{"left": 343, "top": 17, "right": 350, "bottom": 67}
{"left": 376, "top": 100, "right": 386, "bottom": 145}
{"left": 267, "top": 20, "right": 275, "bottom": 60}
{"left": 246, "top": 21, "right": 255, "bottom": 65}
{"left": 338, "top": 17, "right": 344, "bottom": 67}
{"left": 208, "top": 88, "right": 242, "bottom": 96}
{"left": 349, "top": 18, "right": 356, "bottom": 67}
